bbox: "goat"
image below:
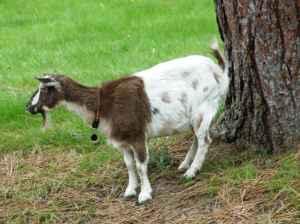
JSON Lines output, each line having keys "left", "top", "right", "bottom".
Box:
{"left": 26, "top": 42, "right": 228, "bottom": 204}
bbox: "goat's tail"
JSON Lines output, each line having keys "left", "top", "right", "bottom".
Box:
{"left": 210, "top": 39, "right": 229, "bottom": 96}
{"left": 210, "top": 39, "right": 226, "bottom": 70}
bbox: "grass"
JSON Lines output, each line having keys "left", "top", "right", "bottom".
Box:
{"left": 0, "top": 0, "right": 217, "bottom": 153}
{"left": 1, "top": 0, "right": 299, "bottom": 223}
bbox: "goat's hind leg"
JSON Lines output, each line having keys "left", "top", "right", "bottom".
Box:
{"left": 184, "top": 105, "right": 216, "bottom": 178}
{"left": 123, "top": 149, "right": 138, "bottom": 198}
{"left": 178, "top": 136, "right": 198, "bottom": 171}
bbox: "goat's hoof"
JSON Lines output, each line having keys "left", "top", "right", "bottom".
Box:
{"left": 138, "top": 192, "right": 152, "bottom": 204}
{"left": 124, "top": 188, "right": 137, "bottom": 198}
{"left": 178, "top": 163, "right": 190, "bottom": 171}
{"left": 183, "top": 169, "right": 196, "bottom": 179}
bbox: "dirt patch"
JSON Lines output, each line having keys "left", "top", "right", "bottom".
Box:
{"left": 0, "top": 137, "right": 299, "bottom": 223}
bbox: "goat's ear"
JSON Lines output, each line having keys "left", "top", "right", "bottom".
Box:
{"left": 35, "top": 77, "right": 61, "bottom": 88}
{"left": 35, "top": 77, "right": 53, "bottom": 83}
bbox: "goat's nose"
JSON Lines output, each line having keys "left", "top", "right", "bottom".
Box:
{"left": 26, "top": 105, "right": 37, "bottom": 114}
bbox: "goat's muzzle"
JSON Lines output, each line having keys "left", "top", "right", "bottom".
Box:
{"left": 26, "top": 100, "right": 46, "bottom": 115}
{"left": 26, "top": 104, "right": 39, "bottom": 115}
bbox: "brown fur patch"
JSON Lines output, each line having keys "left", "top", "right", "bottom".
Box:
{"left": 192, "top": 80, "right": 199, "bottom": 90}
{"left": 131, "top": 137, "right": 147, "bottom": 162}
{"left": 161, "top": 92, "right": 171, "bottom": 103}
{"left": 42, "top": 74, "right": 101, "bottom": 112}
{"left": 28, "top": 74, "right": 100, "bottom": 113}
{"left": 100, "top": 76, "right": 151, "bottom": 146}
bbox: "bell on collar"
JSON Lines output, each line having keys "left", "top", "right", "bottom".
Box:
{"left": 91, "top": 133, "right": 98, "bottom": 142}
{"left": 91, "top": 132, "right": 99, "bottom": 144}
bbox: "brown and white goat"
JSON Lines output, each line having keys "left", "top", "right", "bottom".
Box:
{"left": 26, "top": 42, "right": 228, "bottom": 203}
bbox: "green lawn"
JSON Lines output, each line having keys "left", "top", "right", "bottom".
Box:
{"left": 0, "top": 0, "right": 218, "bottom": 154}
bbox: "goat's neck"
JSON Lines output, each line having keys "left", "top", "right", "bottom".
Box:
{"left": 62, "top": 101, "right": 94, "bottom": 124}
{"left": 61, "top": 82, "right": 100, "bottom": 125}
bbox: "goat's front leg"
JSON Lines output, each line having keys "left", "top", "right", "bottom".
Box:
{"left": 123, "top": 149, "right": 138, "bottom": 198}
{"left": 132, "top": 140, "right": 152, "bottom": 204}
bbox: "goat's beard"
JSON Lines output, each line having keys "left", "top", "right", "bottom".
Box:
{"left": 41, "top": 110, "right": 51, "bottom": 130}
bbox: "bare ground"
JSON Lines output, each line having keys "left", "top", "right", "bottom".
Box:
{"left": 0, "top": 136, "right": 299, "bottom": 224}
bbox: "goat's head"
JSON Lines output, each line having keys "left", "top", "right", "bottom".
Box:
{"left": 26, "top": 75, "right": 64, "bottom": 127}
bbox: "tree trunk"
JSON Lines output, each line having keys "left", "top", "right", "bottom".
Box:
{"left": 214, "top": 0, "right": 300, "bottom": 152}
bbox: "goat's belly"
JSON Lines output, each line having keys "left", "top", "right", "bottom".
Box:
{"left": 146, "top": 108, "right": 191, "bottom": 138}
{"left": 142, "top": 84, "right": 197, "bottom": 138}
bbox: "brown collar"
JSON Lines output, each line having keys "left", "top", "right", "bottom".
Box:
{"left": 92, "top": 88, "right": 101, "bottom": 129}
{"left": 90, "top": 88, "right": 101, "bottom": 142}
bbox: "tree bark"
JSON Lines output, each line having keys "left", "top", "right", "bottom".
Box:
{"left": 214, "top": 0, "right": 300, "bottom": 152}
